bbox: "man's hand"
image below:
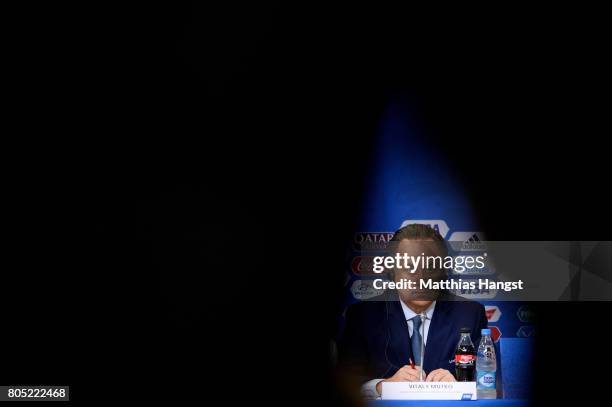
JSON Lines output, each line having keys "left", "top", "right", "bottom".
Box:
{"left": 375, "top": 365, "right": 424, "bottom": 394}
{"left": 425, "top": 369, "right": 456, "bottom": 382}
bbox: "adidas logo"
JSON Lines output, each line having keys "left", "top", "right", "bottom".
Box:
{"left": 463, "top": 233, "right": 485, "bottom": 250}
{"left": 448, "top": 231, "right": 487, "bottom": 252}
{"left": 467, "top": 233, "right": 480, "bottom": 243}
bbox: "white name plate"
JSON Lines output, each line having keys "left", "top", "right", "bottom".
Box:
{"left": 381, "top": 381, "right": 477, "bottom": 400}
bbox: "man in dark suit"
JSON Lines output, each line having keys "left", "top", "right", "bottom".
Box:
{"left": 338, "top": 224, "right": 488, "bottom": 398}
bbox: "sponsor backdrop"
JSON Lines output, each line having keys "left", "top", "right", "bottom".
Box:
{"left": 339, "top": 97, "right": 536, "bottom": 347}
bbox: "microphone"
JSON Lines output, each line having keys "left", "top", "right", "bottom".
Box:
{"left": 419, "top": 312, "right": 427, "bottom": 381}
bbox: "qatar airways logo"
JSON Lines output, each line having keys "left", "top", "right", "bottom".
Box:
{"left": 352, "top": 232, "right": 394, "bottom": 252}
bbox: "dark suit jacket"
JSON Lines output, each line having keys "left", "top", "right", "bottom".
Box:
{"left": 338, "top": 292, "right": 487, "bottom": 383}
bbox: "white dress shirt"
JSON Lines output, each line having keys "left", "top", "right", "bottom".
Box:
{"left": 361, "top": 300, "right": 437, "bottom": 399}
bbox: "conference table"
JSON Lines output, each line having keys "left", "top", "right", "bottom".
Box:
{"left": 370, "top": 400, "right": 529, "bottom": 407}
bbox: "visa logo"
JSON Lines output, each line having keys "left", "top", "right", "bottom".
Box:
{"left": 452, "top": 287, "right": 497, "bottom": 299}
{"left": 460, "top": 288, "right": 490, "bottom": 295}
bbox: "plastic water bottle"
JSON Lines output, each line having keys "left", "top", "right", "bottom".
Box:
{"left": 476, "top": 328, "right": 497, "bottom": 399}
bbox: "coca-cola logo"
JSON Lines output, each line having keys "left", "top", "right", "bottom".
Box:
{"left": 350, "top": 256, "right": 376, "bottom": 275}
{"left": 455, "top": 354, "right": 476, "bottom": 365}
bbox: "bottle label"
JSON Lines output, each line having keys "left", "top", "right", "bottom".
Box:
{"left": 455, "top": 354, "right": 475, "bottom": 364}
{"left": 477, "top": 371, "right": 496, "bottom": 389}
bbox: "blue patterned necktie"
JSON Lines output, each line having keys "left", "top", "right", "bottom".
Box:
{"left": 410, "top": 315, "right": 423, "bottom": 365}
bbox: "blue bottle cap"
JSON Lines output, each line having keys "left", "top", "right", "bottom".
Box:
{"left": 481, "top": 328, "right": 491, "bottom": 335}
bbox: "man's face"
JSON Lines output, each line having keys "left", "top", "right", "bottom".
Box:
{"left": 393, "top": 238, "right": 445, "bottom": 307}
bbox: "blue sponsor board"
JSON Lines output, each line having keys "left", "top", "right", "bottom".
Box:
{"left": 338, "top": 96, "right": 536, "bottom": 344}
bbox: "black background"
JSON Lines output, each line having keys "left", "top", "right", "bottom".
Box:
{"left": 5, "top": 3, "right": 611, "bottom": 405}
